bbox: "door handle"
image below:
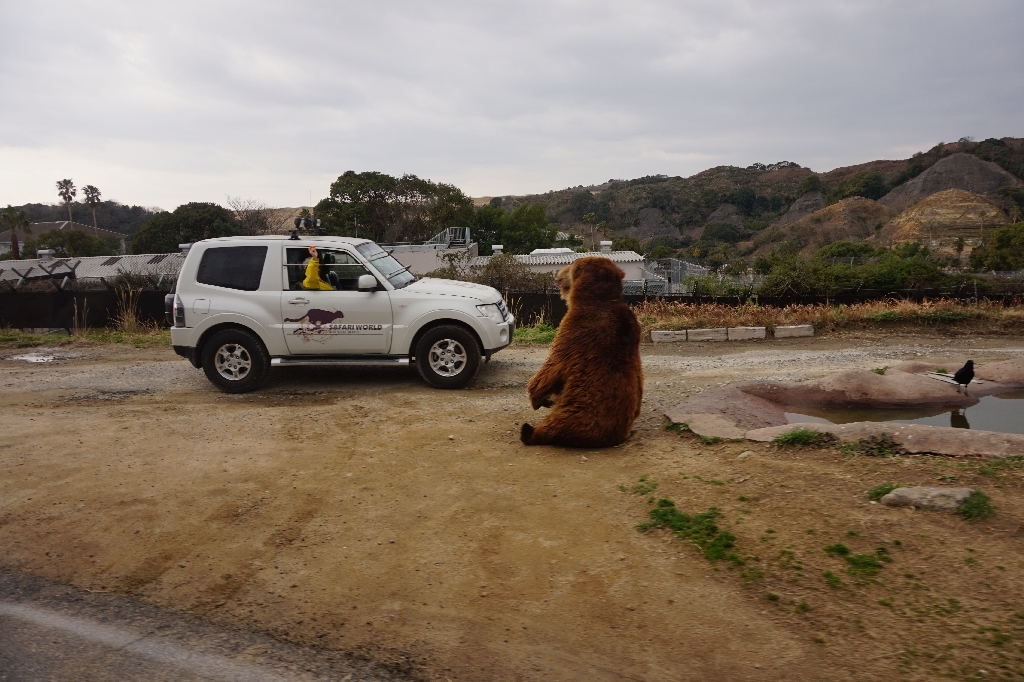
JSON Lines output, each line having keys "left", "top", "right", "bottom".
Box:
{"left": 288, "top": 298, "right": 309, "bottom": 305}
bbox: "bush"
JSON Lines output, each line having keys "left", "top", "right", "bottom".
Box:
{"left": 772, "top": 428, "right": 836, "bottom": 448}
{"left": 959, "top": 491, "right": 994, "bottom": 520}
{"left": 867, "top": 482, "right": 899, "bottom": 501}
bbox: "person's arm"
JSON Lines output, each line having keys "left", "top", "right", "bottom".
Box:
{"left": 302, "top": 245, "right": 326, "bottom": 290}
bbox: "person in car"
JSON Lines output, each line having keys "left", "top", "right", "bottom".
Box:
{"left": 302, "top": 245, "right": 336, "bottom": 291}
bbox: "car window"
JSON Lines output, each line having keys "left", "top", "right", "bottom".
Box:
{"left": 196, "top": 246, "right": 267, "bottom": 291}
{"left": 356, "top": 242, "right": 416, "bottom": 288}
{"left": 285, "top": 248, "right": 373, "bottom": 291}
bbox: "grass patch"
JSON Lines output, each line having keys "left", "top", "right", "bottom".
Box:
{"left": 844, "top": 434, "right": 903, "bottom": 457}
{"left": 872, "top": 367, "right": 886, "bottom": 375}
{"left": 765, "top": 592, "right": 780, "bottom": 602}
{"left": 867, "top": 310, "right": 903, "bottom": 322}
{"left": 665, "top": 421, "right": 691, "bottom": 434}
{"left": 919, "top": 310, "right": 969, "bottom": 323}
{"left": 824, "top": 543, "right": 850, "bottom": 557}
{"left": 620, "top": 474, "right": 658, "bottom": 496}
{"left": 867, "top": 482, "right": 899, "bottom": 501}
{"left": 958, "top": 491, "right": 995, "bottom": 520}
{"left": 638, "top": 500, "right": 740, "bottom": 564}
{"left": 512, "top": 323, "right": 557, "bottom": 344}
{"left": 795, "top": 600, "right": 810, "bottom": 613}
{"left": 772, "top": 428, "right": 837, "bottom": 448}
{"left": 823, "top": 570, "right": 842, "bottom": 588}
{"left": 699, "top": 435, "right": 723, "bottom": 445}
{"left": 0, "top": 327, "right": 170, "bottom": 349}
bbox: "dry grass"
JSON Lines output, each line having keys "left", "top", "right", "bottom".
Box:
{"left": 633, "top": 299, "right": 1024, "bottom": 338}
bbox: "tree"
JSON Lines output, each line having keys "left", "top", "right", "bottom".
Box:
{"left": 0, "top": 206, "right": 31, "bottom": 259}
{"left": 56, "top": 179, "right": 76, "bottom": 224}
{"left": 315, "top": 171, "right": 473, "bottom": 243}
{"left": 583, "top": 212, "right": 597, "bottom": 246}
{"left": 471, "top": 204, "right": 506, "bottom": 255}
{"left": 226, "top": 196, "right": 274, "bottom": 236}
{"left": 82, "top": 185, "right": 101, "bottom": 235}
{"left": 501, "top": 203, "right": 556, "bottom": 254}
{"left": 36, "top": 229, "right": 120, "bottom": 257}
{"left": 611, "top": 236, "right": 641, "bottom": 252}
{"left": 130, "top": 203, "right": 238, "bottom": 254}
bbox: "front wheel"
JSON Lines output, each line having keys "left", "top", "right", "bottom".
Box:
{"left": 202, "top": 329, "right": 269, "bottom": 393}
{"left": 415, "top": 325, "right": 481, "bottom": 389}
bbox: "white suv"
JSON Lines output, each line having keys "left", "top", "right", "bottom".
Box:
{"left": 167, "top": 236, "right": 514, "bottom": 392}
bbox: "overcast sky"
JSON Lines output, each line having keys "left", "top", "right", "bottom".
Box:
{"left": 1, "top": 0, "right": 1021, "bottom": 211}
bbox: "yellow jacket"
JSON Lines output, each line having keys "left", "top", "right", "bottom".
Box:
{"left": 302, "top": 257, "right": 333, "bottom": 291}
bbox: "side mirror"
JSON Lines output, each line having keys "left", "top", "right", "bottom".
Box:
{"left": 357, "top": 274, "right": 377, "bottom": 291}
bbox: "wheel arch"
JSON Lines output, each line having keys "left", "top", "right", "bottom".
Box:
{"left": 408, "top": 318, "right": 483, "bottom": 360}
{"left": 195, "top": 322, "right": 271, "bottom": 368}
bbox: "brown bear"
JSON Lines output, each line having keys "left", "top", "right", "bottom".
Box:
{"left": 521, "top": 257, "right": 643, "bottom": 447}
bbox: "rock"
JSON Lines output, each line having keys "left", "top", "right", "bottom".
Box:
{"left": 745, "top": 422, "right": 1024, "bottom": 457}
{"left": 651, "top": 330, "right": 687, "bottom": 343}
{"left": 665, "top": 386, "right": 788, "bottom": 435}
{"left": 727, "top": 327, "right": 766, "bottom": 341}
{"left": 774, "top": 325, "right": 813, "bottom": 338}
{"left": 740, "top": 369, "right": 976, "bottom": 409}
{"left": 774, "top": 190, "right": 824, "bottom": 229}
{"left": 974, "top": 359, "right": 1024, "bottom": 387}
{"left": 737, "top": 451, "right": 754, "bottom": 459}
{"left": 883, "top": 189, "right": 1009, "bottom": 247}
{"left": 879, "top": 153, "right": 1023, "bottom": 213}
{"left": 879, "top": 486, "right": 974, "bottom": 511}
{"left": 625, "top": 208, "right": 680, "bottom": 241}
{"left": 705, "top": 203, "right": 744, "bottom": 228}
{"left": 687, "top": 328, "right": 728, "bottom": 342}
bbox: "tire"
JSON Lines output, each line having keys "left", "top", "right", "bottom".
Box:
{"left": 415, "top": 325, "right": 481, "bottom": 389}
{"left": 201, "top": 328, "right": 269, "bottom": 393}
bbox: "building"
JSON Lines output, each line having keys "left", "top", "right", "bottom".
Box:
{"left": 470, "top": 242, "right": 648, "bottom": 280}
{"left": 0, "top": 221, "right": 129, "bottom": 255}
{"left": 384, "top": 227, "right": 478, "bottom": 275}
{"left": 0, "top": 251, "right": 184, "bottom": 289}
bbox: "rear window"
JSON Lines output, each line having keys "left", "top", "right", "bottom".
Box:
{"left": 195, "top": 246, "right": 267, "bottom": 291}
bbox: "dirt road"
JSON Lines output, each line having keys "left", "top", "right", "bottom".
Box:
{"left": 2, "top": 333, "right": 1023, "bottom": 681}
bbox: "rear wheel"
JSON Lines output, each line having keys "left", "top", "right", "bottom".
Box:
{"left": 415, "top": 325, "right": 481, "bottom": 389}
{"left": 202, "top": 329, "right": 268, "bottom": 393}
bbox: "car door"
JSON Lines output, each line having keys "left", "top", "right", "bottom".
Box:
{"left": 280, "top": 246, "right": 393, "bottom": 354}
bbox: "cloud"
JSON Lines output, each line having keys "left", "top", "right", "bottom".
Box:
{"left": 0, "top": 0, "right": 1021, "bottom": 209}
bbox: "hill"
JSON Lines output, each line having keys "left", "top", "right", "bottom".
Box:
{"left": 493, "top": 137, "right": 1024, "bottom": 259}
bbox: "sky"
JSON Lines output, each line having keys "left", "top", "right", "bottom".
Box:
{"left": 1, "top": 0, "right": 1022, "bottom": 211}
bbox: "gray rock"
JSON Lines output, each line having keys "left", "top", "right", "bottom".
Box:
{"left": 774, "top": 190, "right": 824, "bottom": 229}
{"left": 879, "top": 153, "right": 1023, "bottom": 213}
{"left": 625, "top": 208, "right": 680, "bottom": 240}
{"left": 879, "top": 486, "right": 974, "bottom": 511}
{"left": 705, "top": 203, "right": 744, "bottom": 228}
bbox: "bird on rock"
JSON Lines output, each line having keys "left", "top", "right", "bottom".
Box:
{"left": 953, "top": 360, "right": 974, "bottom": 394}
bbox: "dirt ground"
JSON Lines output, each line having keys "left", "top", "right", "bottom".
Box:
{"left": 2, "top": 332, "right": 1024, "bottom": 681}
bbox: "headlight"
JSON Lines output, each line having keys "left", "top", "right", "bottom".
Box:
{"left": 476, "top": 303, "right": 503, "bottom": 323}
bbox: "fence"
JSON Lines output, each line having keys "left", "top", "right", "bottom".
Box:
{"left": 0, "top": 291, "right": 169, "bottom": 330}
{"left": 2, "top": 288, "right": 1022, "bottom": 332}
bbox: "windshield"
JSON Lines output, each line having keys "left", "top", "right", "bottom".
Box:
{"left": 356, "top": 242, "right": 417, "bottom": 289}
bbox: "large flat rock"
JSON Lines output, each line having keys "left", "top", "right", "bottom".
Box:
{"left": 879, "top": 486, "right": 974, "bottom": 511}
{"left": 745, "top": 422, "right": 1024, "bottom": 457}
{"left": 740, "top": 369, "right": 976, "bottom": 409}
{"left": 665, "top": 386, "right": 788, "bottom": 438}
{"left": 974, "top": 359, "right": 1024, "bottom": 387}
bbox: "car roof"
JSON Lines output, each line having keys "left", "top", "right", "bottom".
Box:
{"left": 198, "top": 235, "right": 373, "bottom": 247}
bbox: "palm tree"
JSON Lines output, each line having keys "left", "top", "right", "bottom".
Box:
{"left": 0, "top": 206, "right": 32, "bottom": 259}
{"left": 83, "top": 185, "right": 101, "bottom": 236}
{"left": 56, "top": 179, "right": 76, "bottom": 225}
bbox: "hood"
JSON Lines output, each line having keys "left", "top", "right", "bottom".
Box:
{"left": 405, "top": 277, "right": 502, "bottom": 302}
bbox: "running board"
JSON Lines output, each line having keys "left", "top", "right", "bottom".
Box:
{"left": 271, "top": 356, "right": 410, "bottom": 367}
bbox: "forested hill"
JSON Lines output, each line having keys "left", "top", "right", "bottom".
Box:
{"left": 496, "top": 137, "right": 1024, "bottom": 243}
{"left": 11, "top": 201, "right": 163, "bottom": 236}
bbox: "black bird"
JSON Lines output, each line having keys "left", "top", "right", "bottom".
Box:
{"left": 953, "top": 360, "right": 974, "bottom": 394}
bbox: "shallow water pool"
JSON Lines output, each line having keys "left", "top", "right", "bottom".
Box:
{"left": 786, "top": 392, "right": 1024, "bottom": 435}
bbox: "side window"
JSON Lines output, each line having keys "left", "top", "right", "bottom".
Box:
{"left": 196, "top": 246, "right": 267, "bottom": 291}
{"left": 284, "top": 248, "right": 373, "bottom": 291}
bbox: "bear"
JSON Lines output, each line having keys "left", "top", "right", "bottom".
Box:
{"left": 520, "top": 256, "right": 643, "bottom": 448}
